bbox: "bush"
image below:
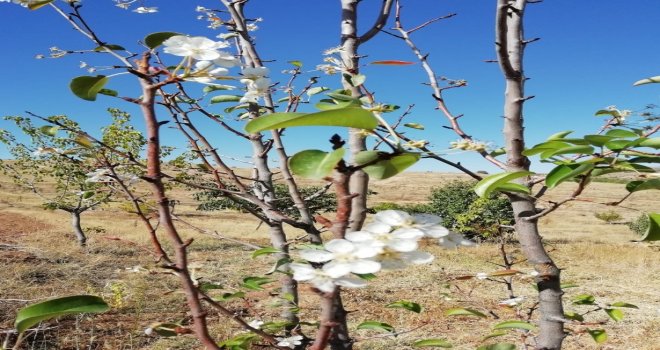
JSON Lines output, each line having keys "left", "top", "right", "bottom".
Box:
{"left": 594, "top": 210, "right": 622, "bottom": 224}
{"left": 195, "top": 183, "right": 336, "bottom": 219}
{"left": 370, "top": 202, "right": 431, "bottom": 214}
{"left": 628, "top": 213, "right": 649, "bottom": 237}
{"left": 426, "top": 180, "right": 514, "bottom": 241}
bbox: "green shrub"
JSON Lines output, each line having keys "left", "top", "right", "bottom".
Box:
{"left": 195, "top": 183, "right": 336, "bottom": 219}
{"left": 370, "top": 202, "right": 431, "bottom": 214}
{"left": 628, "top": 213, "right": 650, "bottom": 236}
{"left": 426, "top": 180, "right": 514, "bottom": 241}
{"left": 371, "top": 180, "right": 514, "bottom": 241}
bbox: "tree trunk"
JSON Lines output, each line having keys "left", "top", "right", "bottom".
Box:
{"left": 70, "top": 211, "right": 86, "bottom": 247}
{"left": 268, "top": 224, "right": 300, "bottom": 329}
{"left": 496, "top": 1, "right": 566, "bottom": 348}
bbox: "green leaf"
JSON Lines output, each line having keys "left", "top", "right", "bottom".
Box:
{"left": 476, "top": 344, "right": 517, "bottom": 350}
{"left": 639, "top": 137, "right": 660, "bottom": 148}
{"left": 28, "top": 0, "right": 54, "bottom": 10}
{"left": 203, "top": 85, "right": 234, "bottom": 93}
{"left": 473, "top": 171, "right": 533, "bottom": 198}
{"left": 15, "top": 295, "right": 109, "bottom": 333}
{"left": 244, "top": 108, "right": 377, "bottom": 134}
{"left": 640, "top": 213, "right": 660, "bottom": 241}
{"left": 98, "top": 89, "right": 118, "bottom": 97}
{"left": 240, "top": 277, "right": 273, "bottom": 291}
{"left": 289, "top": 148, "right": 345, "bottom": 179}
{"left": 584, "top": 135, "right": 615, "bottom": 147}
{"left": 356, "top": 321, "right": 394, "bottom": 333}
{"left": 265, "top": 257, "right": 292, "bottom": 275}
{"left": 564, "top": 311, "right": 584, "bottom": 322}
{"left": 315, "top": 99, "right": 356, "bottom": 111}
{"left": 70, "top": 75, "right": 109, "bottom": 101}
{"left": 307, "top": 87, "right": 329, "bottom": 96}
{"left": 595, "top": 109, "right": 621, "bottom": 118}
{"left": 561, "top": 282, "right": 579, "bottom": 289}
{"left": 633, "top": 75, "right": 660, "bottom": 86}
{"left": 495, "top": 182, "right": 531, "bottom": 195}
{"left": 210, "top": 95, "right": 242, "bottom": 104}
{"left": 386, "top": 300, "right": 422, "bottom": 313}
{"left": 404, "top": 123, "right": 425, "bottom": 130}
{"left": 39, "top": 125, "right": 59, "bottom": 137}
{"left": 444, "top": 308, "right": 487, "bottom": 318}
{"left": 604, "top": 138, "right": 643, "bottom": 151}
{"left": 572, "top": 294, "right": 595, "bottom": 305}
{"left": 215, "top": 291, "right": 245, "bottom": 302}
{"left": 626, "top": 179, "right": 660, "bottom": 193}
{"left": 144, "top": 32, "right": 181, "bottom": 49}
{"left": 251, "top": 247, "right": 281, "bottom": 259}
{"left": 489, "top": 147, "right": 506, "bottom": 157}
{"left": 93, "top": 44, "right": 126, "bottom": 52}
{"left": 344, "top": 73, "right": 366, "bottom": 87}
{"left": 547, "top": 130, "right": 573, "bottom": 140}
{"left": 587, "top": 329, "right": 608, "bottom": 343}
{"left": 481, "top": 331, "right": 507, "bottom": 341}
{"left": 540, "top": 145, "right": 594, "bottom": 160}
{"left": 493, "top": 320, "right": 535, "bottom": 331}
{"left": 288, "top": 60, "right": 303, "bottom": 68}
{"left": 355, "top": 273, "right": 377, "bottom": 281}
{"left": 605, "top": 129, "right": 638, "bottom": 138}
{"left": 412, "top": 338, "right": 453, "bottom": 348}
{"left": 354, "top": 151, "right": 420, "bottom": 180}
{"left": 610, "top": 302, "right": 638, "bottom": 309}
{"left": 604, "top": 308, "right": 624, "bottom": 322}
{"left": 198, "top": 282, "right": 223, "bottom": 292}
{"left": 545, "top": 163, "right": 594, "bottom": 189}
{"left": 522, "top": 141, "right": 572, "bottom": 156}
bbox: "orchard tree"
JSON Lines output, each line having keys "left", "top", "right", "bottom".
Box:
{"left": 0, "top": 115, "right": 116, "bottom": 246}
{"left": 0, "top": 1, "right": 658, "bottom": 350}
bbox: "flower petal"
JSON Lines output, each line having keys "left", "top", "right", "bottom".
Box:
{"left": 375, "top": 210, "right": 410, "bottom": 226}
{"left": 324, "top": 239, "right": 355, "bottom": 254}
{"left": 323, "top": 261, "right": 352, "bottom": 278}
{"left": 401, "top": 251, "right": 434, "bottom": 265}
{"left": 299, "top": 249, "right": 334, "bottom": 263}
{"left": 412, "top": 213, "right": 442, "bottom": 226}
{"left": 334, "top": 277, "right": 367, "bottom": 289}
{"left": 349, "top": 259, "right": 381, "bottom": 274}
{"left": 387, "top": 238, "right": 418, "bottom": 252}
{"left": 423, "top": 225, "right": 450, "bottom": 238}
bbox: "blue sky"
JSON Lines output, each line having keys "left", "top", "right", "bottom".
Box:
{"left": 1, "top": 0, "right": 658, "bottom": 173}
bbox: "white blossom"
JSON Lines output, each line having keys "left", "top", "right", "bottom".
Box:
{"left": 298, "top": 239, "right": 381, "bottom": 277}
{"left": 242, "top": 66, "right": 269, "bottom": 79}
{"left": 290, "top": 263, "right": 367, "bottom": 293}
{"left": 374, "top": 210, "right": 450, "bottom": 238}
{"left": 275, "top": 335, "right": 303, "bottom": 349}
{"left": 133, "top": 6, "right": 158, "bottom": 14}
{"left": 376, "top": 250, "right": 434, "bottom": 270}
{"left": 162, "top": 35, "right": 228, "bottom": 61}
{"left": 475, "top": 272, "right": 489, "bottom": 280}
{"left": 499, "top": 296, "right": 525, "bottom": 306}
{"left": 182, "top": 60, "right": 230, "bottom": 84}
{"left": 437, "top": 232, "right": 476, "bottom": 249}
{"left": 247, "top": 319, "right": 264, "bottom": 330}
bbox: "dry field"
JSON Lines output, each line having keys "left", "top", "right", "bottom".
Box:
{"left": 0, "top": 171, "right": 658, "bottom": 350}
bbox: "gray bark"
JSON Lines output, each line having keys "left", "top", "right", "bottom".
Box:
{"left": 71, "top": 211, "right": 86, "bottom": 247}
{"left": 496, "top": 1, "right": 566, "bottom": 349}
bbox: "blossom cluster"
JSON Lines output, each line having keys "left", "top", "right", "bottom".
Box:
{"left": 291, "top": 210, "right": 474, "bottom": 293}
{"left": 85, "top": 168, "right": 138, "bottom": 184}
{"left": 161, "top": 35, "right": 269, "bottom": 104}
{"left": 450, "top": 139, "right": 490, "bottom": 152}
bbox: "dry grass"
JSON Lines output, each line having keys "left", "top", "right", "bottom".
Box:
{"left": 0, "top": 172, "right": 658, "bottom": 349}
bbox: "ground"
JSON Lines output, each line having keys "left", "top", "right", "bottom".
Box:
{"left": 0, "top": 172, "right": 658, "bottom": 349}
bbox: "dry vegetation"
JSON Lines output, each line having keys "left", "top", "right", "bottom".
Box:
{"left": 0, "top": 171, "right": 658, "bottom": 350}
